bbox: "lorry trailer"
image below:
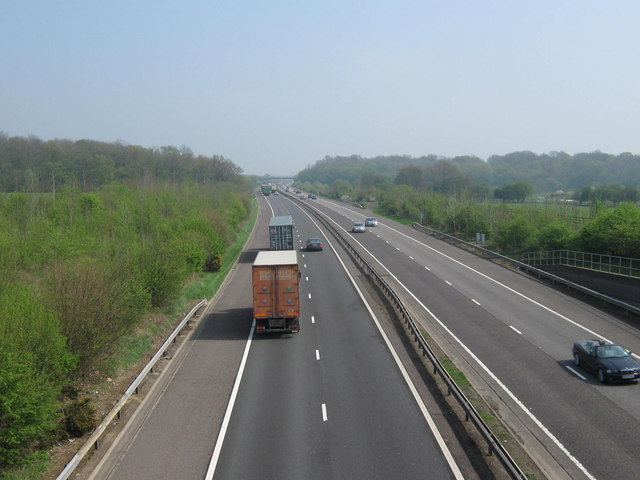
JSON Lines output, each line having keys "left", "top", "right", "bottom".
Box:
{"left": 269, "top": 215, "right": 294, "bottom": 250}
{"left": 252, "top": 250, "right": 300, "bottom": 333}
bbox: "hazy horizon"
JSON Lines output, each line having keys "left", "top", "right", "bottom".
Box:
{"left": 3, "top": 1, "right": 640, "bottom": 176}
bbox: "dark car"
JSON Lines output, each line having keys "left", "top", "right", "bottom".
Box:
{"left": 572, "top": 339, "right": 640, "bottom": 383}
{"left": 308, "top": 194, "right": 317, "bottom": 199}
{"left": 305, "top": 238, "right": 323, "bottom": 251}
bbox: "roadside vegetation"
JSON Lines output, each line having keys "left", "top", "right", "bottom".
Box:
{"left": 0, "top": 135, "right": 254, "bottom": 477}
{"left": 294, "top": 154, "right": 640, "bottom": 259}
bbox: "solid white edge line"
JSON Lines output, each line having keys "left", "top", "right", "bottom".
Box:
{"left": 305, "top": 204, "right": 596, "bottom": 479}
{"left": 204, "top": 320, "right": 255, "bottom": 480}
{"left": 297, "top": 206, "right": 464, "bottom": 479}
{"left": 328, "top": 240, "right": 464, "bottom": 478}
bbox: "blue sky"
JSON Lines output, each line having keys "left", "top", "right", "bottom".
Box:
{"left": 2, "top": 1, "right": 640, "bottom": 175}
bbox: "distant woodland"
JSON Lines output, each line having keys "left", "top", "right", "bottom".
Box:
{"left": 293, "top": 152, "right": 640, "bottom": 260}
{"left": 0, "top": 132, "right": 243, "bottom": 192}
{"left": 296, "top": 151, "right": 640, "bottom": 193}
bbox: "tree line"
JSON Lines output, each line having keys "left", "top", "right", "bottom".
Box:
{"left": 0, "top": 136, "right": 254, "bottom": 473}
{"left": 296, "top": 150, "right": 640, "bottom": 193}
{"left": 0, "top": 132, "right": 243, "bottom": 192}
{"left": 294, "top": 163, "right": 640, "bottom": 259}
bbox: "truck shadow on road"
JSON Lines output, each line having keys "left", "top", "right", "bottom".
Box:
{"left": 197, "top": 308, "right": 254, "bottom": 341}
{"left": 238, "top": 249, "right": 259, "bottom": 264}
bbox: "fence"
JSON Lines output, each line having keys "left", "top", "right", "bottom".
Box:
{"left": 521, "top": 250, "right": 640, "bottom": 278}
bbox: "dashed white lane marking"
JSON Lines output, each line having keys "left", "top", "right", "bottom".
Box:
{"left": 510, "top": 325, "right": 523, "bottom": 335}
{"left": 445, "top": 280, "right": 452, "bottom": 286}
{"left": 311, "top": 316, "right": 315, "bottom": 324}
{"left": 409, "top": 256, "right": 414, "bottom": 260}
{"left": 308, "top": 293, "right": 312, "bottom": 299}
{"left": 316, "top": 350, "right": 320, "bottom": 360}
{"left": 321, "top": 404, "right": 328, "bottom": 422}
{"left": 472, "top": 299, "right": 481, "bottom": 306}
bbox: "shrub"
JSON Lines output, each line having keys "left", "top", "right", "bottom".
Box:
{"left": 62, "top": 397, "right": 97, "bottom": 438}
{"left": 0, "top": 281, "right": 73, "bottom": 467}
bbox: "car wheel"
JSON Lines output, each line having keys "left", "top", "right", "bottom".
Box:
{"left": 573, "top": 353, "right": 580, "bottom": 366}
{"left": 597, "top": 368, "right": 607, "bottom": 383}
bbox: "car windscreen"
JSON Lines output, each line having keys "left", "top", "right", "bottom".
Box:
{"left": 597, "top": 345, "right": 628, "bottom": 358}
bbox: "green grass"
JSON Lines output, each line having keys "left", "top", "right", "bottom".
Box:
{"left": 376, "top": 211, "right": 415, "bottom": 226}
{"left": 0, "top": 451, "right": 49, "bottom": 480}
{"left": 439, "top": 357, "right": 472, "bottom": 389}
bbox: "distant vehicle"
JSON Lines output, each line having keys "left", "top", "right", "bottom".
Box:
{"left": 305, "top": 238, "right": 323, "bottom": 251}
{"left": 352, "top": 222, "right": 365, "bottom": 233}
{"left": 252, "top": 250, "right": 299, "bottom": 333}
{"left": 299, "top": 194, "right": 306, "bottom": 199}
{"left": 261, "top": 183, "right": 272, "bottom": 195}
{"left": 572, "top": 340, "right": 640, "bottom": 383}
{"left": 365, "top": 217, "right": 378, "bottom": 227}
{"left": 273, "top": 190, "right": 279, "bottom": 195}
{"left": 308, "top": 194, "right": 317, "bottom": 199}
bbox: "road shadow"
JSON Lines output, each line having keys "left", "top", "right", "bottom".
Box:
{"left": 197, "top": 307, "right": 253, "bottom": 341}
{"left": 238, "top": 249, "right": 259, "bottom": 264}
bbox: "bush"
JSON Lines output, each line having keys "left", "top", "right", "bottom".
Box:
{"left": 204, "top": 253, "right": 222, "bottom": 272}
{"left": 578, "top": 202, "right": 640, "bottom": 257}
{"left": 538, "top": 221, "right": 578, "bottom": 250}
{"left": 62, "top": 397, "right": 97, "bottom": 438}
{"left": 495, "top": 216, "right": 537, "bottom": 253}
{"left": 46, "top": 259, "right": 149, "bottom": 375}
{"left": 0, "top": 283, "right": 75, "bottom": 466}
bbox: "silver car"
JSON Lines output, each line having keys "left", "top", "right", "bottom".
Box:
{"left": 352, "top": 222, "right": 366, "bottom": 233}
{"left": 365, "top": 217, "right": 378, "bottom": 227}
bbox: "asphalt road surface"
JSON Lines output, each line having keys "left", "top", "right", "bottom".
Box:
{"left": 88, "top": 195, "right": 468, "bottom": 480}
{"left": 297, "top": 193, "right": 640, "bottom": 480}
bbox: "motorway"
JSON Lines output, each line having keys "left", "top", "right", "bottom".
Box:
{"left": 85, "top": 190, "right": 640, "bottom": 480}
{"left": 295, "top": 193, "right": 640, "bottom": 480}
{"left": 86, "top": 193, "right": 472, "bottom": 479}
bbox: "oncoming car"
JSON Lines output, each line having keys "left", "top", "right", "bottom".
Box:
{"left": 572, "top": 339, "right": 640, "bottom": 383}
{"left": 305, "top": 238, "right": 323, "bottom": 251}
{"left": 352, "top": 222, "right": 365, "bottom": 233}
{"left": 365, "top": 217, "right": 378, "bottom": 227}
